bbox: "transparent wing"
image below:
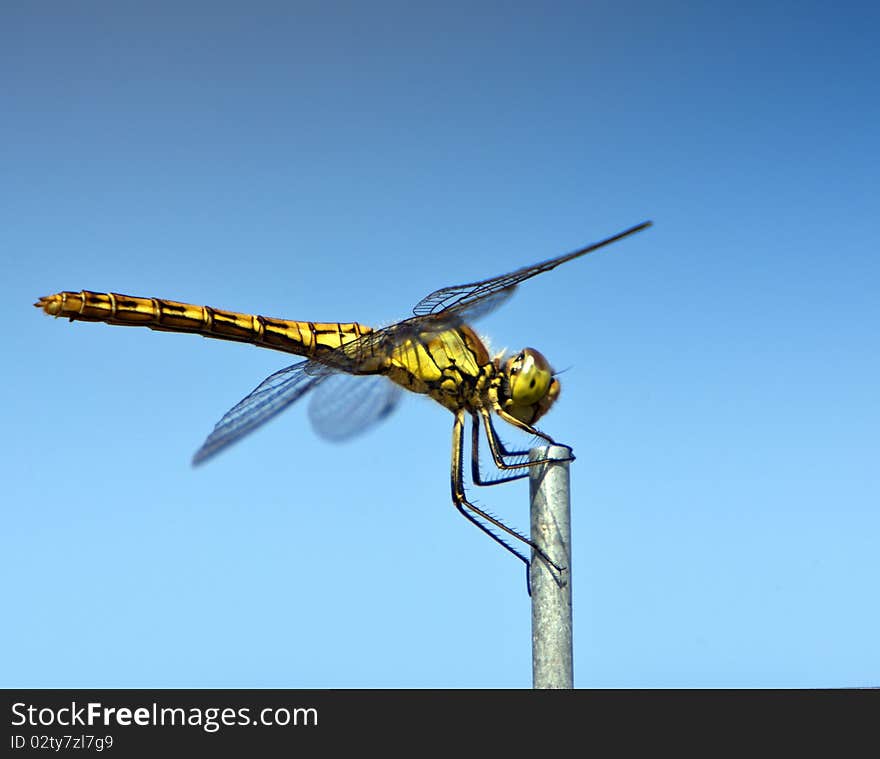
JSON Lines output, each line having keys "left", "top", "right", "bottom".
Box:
{"left": 192, "top": 359, "right": 331, "bottom": 465}
{"left": 412, "top": 221, "right": 652, "bottom": 317}
{"left": 428, "top": 288, "right": 517, "bottom": 324}
{"left": 307, "top": 373, "right": 403, "bottom": 442}
{"left": 307, "top": 222, "right": 644, "bottom": 377}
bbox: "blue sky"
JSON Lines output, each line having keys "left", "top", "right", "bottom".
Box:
{"left": 3, "top": 2, "right": 878, "bottom": 687}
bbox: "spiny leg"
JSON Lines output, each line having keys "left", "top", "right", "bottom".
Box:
{"left": 483, "top": 409, "right": 574, "bottom": 466}
{"left": 470, "top": 412, "right": 530, "bottom": 487}
{"left": 492, "top": 406, "right": 575, "bottom": 462}
{"left": 451, "top": 411, "right": 563, "bottom": 574}
{"left": 470, "top": 410, "right": 559, "bottom": 486}
{"left": 479, "top": 409, "right": 572, "bottom": 578}
{"left": 480, "top": 411, "right": 531, "bottom": 458}
{"left": 473, "top": 409, "right": 574, "bottom": 484}
{"left": 453, "top": 411, "right": 529, "bottom": 566}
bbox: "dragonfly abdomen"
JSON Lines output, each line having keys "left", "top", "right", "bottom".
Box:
{"left": 35, "top": 290, "right": 372, "bottom": 358}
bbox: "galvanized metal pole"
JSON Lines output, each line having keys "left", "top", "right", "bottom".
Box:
{"left": 529, "top": 444, "right": 573, "bottom": 689}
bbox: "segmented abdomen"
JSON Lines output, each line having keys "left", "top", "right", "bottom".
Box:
{"left": 35, "top": 290, "right": 372, "bottom": 358}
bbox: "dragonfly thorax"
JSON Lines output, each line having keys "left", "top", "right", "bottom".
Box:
{"left": 497, "top": 347, "right": 560, "bottom": 426}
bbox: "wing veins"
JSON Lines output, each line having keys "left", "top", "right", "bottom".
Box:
{"left": 192, "top": 359, "right": 330, "bottom": 465}
{"left": 413, "top": 221, "right": 652, "bottom": 317}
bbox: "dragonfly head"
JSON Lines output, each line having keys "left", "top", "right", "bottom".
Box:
{"left": 499, "top": 347, "right": 560, "bottom": 425}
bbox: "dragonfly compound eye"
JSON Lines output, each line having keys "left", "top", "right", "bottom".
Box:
{"left": 507, "top": 348, "right": 553, "bottom": 406}
{"left": 500, "top": 347, "right": 560, "bottom": 426}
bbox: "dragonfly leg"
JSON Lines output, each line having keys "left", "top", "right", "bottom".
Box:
{"left": 452, "top": 411, "right": 563, "bottom": 575}
{"left": 482, "top": 411, "right": 531, "bottom": 457}
{"left": 470, "top": 413, "right": 530, "bottom": 486}
{"left": 470, "top": 410, "right": 564, "bottom": 486}
{"left": 493, "top": 407, "right": 575, "bottom": 463}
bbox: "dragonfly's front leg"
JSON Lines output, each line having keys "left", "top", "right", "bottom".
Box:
{"left": 493, "top": 406, "right": 574, "bottom": 454}
{"left": 480, "top": 408, "right": 575, "bottom": 473}
{"left": 451, "top": 411, "right": 563, "bottom": 576}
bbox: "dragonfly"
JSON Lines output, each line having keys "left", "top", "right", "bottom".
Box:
{"left": 36, "top": 220, "right": 651, "bottom": 576}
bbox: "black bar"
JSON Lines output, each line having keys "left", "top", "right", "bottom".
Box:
{"left": 2, "top": 689, "right": 876, "bottom": 753}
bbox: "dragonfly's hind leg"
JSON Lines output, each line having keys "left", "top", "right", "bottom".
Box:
{"left": 452, "top": 412, "right": 563, "bottom": 576}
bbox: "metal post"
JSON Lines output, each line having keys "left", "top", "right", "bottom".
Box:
{"left": 529, "top": 445, "right": 573, "bottom": 689}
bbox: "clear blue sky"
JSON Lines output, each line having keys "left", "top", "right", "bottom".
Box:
{"left": 4, "top": 2, "right": 877, "bottom": 687}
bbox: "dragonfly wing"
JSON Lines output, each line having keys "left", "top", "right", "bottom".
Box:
{"left": 412, "top": 221, "right": 652, "bottom": 318}
{"left": 426, "top": 287, "right": 517, "bottom": 324}
{"left": 192, "top": 359, "right": 331, "bottom": 465}
{"left": 307, "top": 373, "right": 403, "bottom": 442}
{"left": 292, "top": 224, "right": 650, "bottom": 420}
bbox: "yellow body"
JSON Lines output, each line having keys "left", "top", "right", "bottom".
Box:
{"left": 36, "top": 290, "right": 371, "bottom": 358}
{"left": 35, "top": 290, "right": 527, "bottom": 417}
{"left": 385, "top": 322, "right": 493, "bottom": 411}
